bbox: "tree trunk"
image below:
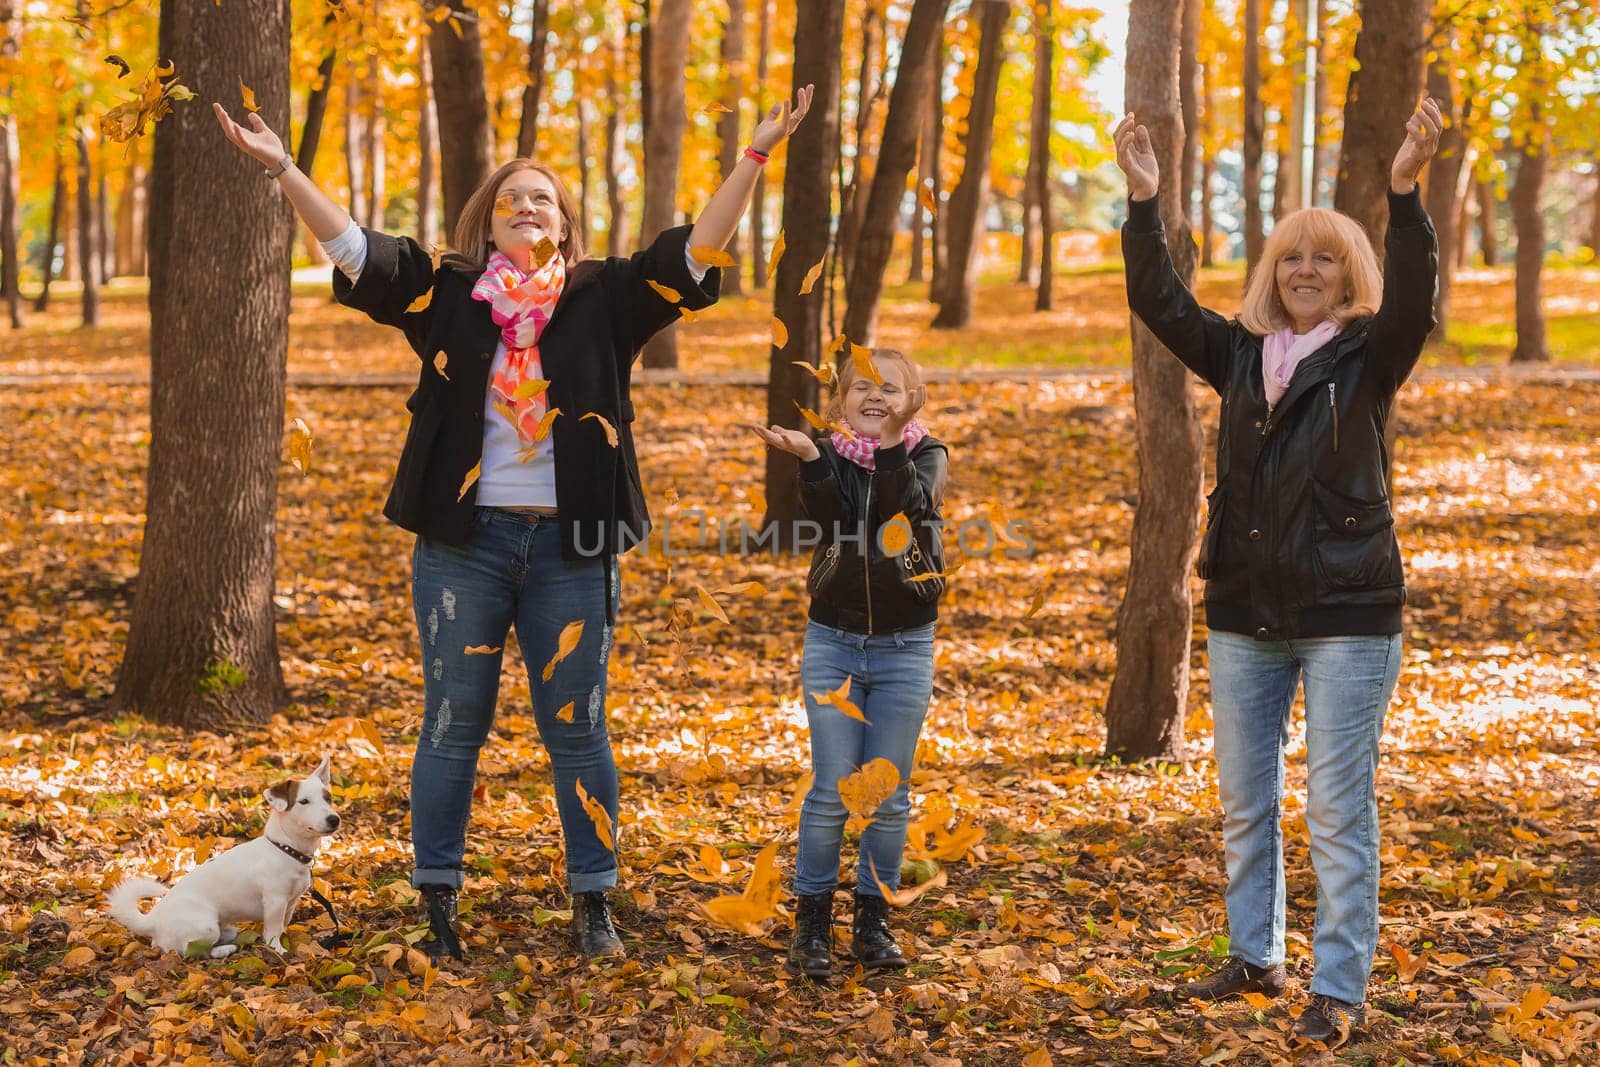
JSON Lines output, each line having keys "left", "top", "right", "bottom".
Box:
{"left": 1333, "top": 0, "right": 1427, "bottom": 258}
{"left": 750, "top": 0, "right": 771, "bottom": 288}
{"left": 344, "top": 68, "right": 367, "bottom": 227}
{"left": 36, "top": 147, "right": 65, "bottom": 312}
{"left": 1423, "top": 50, "right": 1465, "bottom": 339}
{"left": 1279, "top": 3, "right": 1304, "bottom": 216}
{"left": 1477, "top": 177, "right": 1497, "bottom": 266}
{"left": 364, "top": 62, "right": 386, "bottom": 230}
{"left": 841, "top": 0, "right": 950, "bottom": 345}
{"left": 1033, "top": 0, "right": 1054, "bottom": 312}
{"left": 296, "top": 0, "right": 342, "bottom": 177}
{"left": 117, "top": 164, "right": 148, "bottom": 278}
{"left": 930, "top": 0, "right": 1008, "bottom": 329}
{"left": 1104, "top": 0, "right": 1204, "bottom": 764}
{"left": 118, "top": 0, "right": 293, "bottom": 728}
{"left": 516, "top": 0, "right": 550, "bottom": 159}
{"left": 1242, "top": 0, "right": 1264, "bottom": 270}
{"left": 1308, "top": 0, "right": 1327, "bottom": 206}
{"left": 639, "top": 0, "right": 692, "bottom": 369}
{"left": 1272, "top": 133, "right": 1292, "bottom": 223}
{"left": 603, "top": 48, "right": 627, "bottom": 258}
{"left": 1199, "top": 53, "right": 1215, "bottom": 266}
{"left": 417, "top": 43, "right": 439, "bottom": 249}
{"left": 1455, "top": 166, "right": 1473, "bottom": 269}
{"left": 98, "top": 172, "right": 112, "bottom": 284}
{"left": 1590, "top": 161, "right": 1600, "bottom": 258}
{"left": 77, "top": 114, "right": 100, "bottom": 327}
{"left": 716, "top": 0, "right": 747, "bottom": 296}
{"left": 763, "top": 0, "right": 845, "bottom": 546}
{"left": 1510, "top": 129, "right": 1547, "bottom": 363}
{"left": 1179, "top": 0, "right": 1199, "bottom": 229}
{"left": 924, "top": 59, "right": 947, "bottom": 293}
{"left": 837, "top": 3, "right": 881, "bottom": 292}
{"left": 427, "top": 0, "right": 492, "bottom": 239}
{"left": 1019, "top": 1, "right": 1051, "bottom": 287}
{"left": 576, "top": 98, "right": 593, "bottom": 250}
{"left": 909, "top": 89, "right": 928, "bottom": 284}
{"left": 0, "top": 0, "right": 20, "bottom": 329}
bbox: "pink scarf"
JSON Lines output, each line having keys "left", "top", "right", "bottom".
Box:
{"left": 471, "top": 249, "right": 566, "bottom": 444}
{"left": 831, "top": 418, "right": 929, "bottom": 471}
{"left": 1262, "top": 320, "right": 1340, "bottom": 411}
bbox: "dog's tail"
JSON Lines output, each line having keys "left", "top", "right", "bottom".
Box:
{"left": 106, "top": 877, "right": 169, "bottom": 937}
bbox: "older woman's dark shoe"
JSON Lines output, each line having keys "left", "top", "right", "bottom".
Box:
{"left": 1293, "top": 994, "right": 1365, "bottom": 1048}
{"left": 851, "top": 893, "right": 908, "bottom": 970}
{"left": 1171, "top": 956, "right": 1286, "bottom": 1002}
{"left": 788, "top": 892, "right": 835, "bottom": 979}
{"left": 572, "top": 891, "right": 625, "bottom": 958}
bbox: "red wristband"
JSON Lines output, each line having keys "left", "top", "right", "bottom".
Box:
{"left": 744, "top": 146, "right": 770, "bottom": 165}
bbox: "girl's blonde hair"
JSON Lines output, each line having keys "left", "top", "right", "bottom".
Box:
{"left": 823, "top": 347, "right": 925, "bottom": 424}
{"left": 443, "top": 159, "right": 586, "bottom": 274}
{"left": 1237, "top": 207, "right": 1382, "bottom": 336}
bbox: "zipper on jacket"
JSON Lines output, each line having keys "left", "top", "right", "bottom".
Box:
{"left": 863, "top": 472, "right": 875, "bottom": 634}
{"left": 1328, "top": 381, "right": 1340, "bottom": 453}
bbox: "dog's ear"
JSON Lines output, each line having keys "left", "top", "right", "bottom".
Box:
{"left": 265, "top": 780, "right": 297, "bottom": 812}
{"left": 312, "top": 754, "right": 331, "bottom": 785}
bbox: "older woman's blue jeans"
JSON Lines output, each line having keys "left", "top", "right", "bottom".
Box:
{"left": 409, "top": 508, "right": 620, "bottom": 895}
{"left": 794, "top": 621, "right": 936, "bottom": 898}
{"left": 1207, "top": 630, "right": 1402, "bottom": 1005}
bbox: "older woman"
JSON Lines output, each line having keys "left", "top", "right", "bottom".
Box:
{"left": 1112, "top": 99, "right": 1441, "bottom": 1046}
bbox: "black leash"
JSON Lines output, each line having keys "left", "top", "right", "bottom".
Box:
{"left": 268, "top": 836, "right": 356, "bottom": 948}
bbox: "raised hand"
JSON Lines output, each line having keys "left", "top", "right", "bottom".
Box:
{"left": 749, "top": 423, "right": 821, "bottom": 463}
{"left": 1390, "top": 97, "right": 1444, "bottom": 194}
{"left": 1113, "top": 113, "right": 1160, "bottom": 202}
{"left": 213, "top": 103, "right": 288, "bottom": 167}
{"left": 750, "top": 85, "right": 815, "bottom": 155}
{"left": 878, "top": 385, "right": 927, "bottom": 445}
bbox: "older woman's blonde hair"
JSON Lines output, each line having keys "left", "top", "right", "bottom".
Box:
{"left": 1237, "top": 207, "right": 1382, "bottom": 336}
{"left": 442, "top": 159, "right": 586, "bottom": 275}
{"left": 823, "top": 347, "right": 925, "bottom": 425}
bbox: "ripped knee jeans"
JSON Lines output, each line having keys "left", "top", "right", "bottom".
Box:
{"left": 409, "top": 507, "right": 621, "bottom": 894}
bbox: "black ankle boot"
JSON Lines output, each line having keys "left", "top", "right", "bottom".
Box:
{"left": 572, "top": 891, "right": 625, "bottom": 959}
{"left": 419, "top": 884, "right": 463, "bottom": 960}
{"left": 787, "top": 892, "right": 835, "bottom": 979}
{"left": 852, "top": 893, "right": 907, "bottom": 970}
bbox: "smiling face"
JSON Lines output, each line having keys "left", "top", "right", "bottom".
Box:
{"left": 489, "top": 169, "right": 564, "bottom": 268}
{"left": 1274, "top": 237, "right": 1348, "bottom": 333}
{"left": 842, "top": 359, "right": 911, "bottom": 439}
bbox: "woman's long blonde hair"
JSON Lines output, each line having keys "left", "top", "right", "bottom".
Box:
{"left": 442, "top": 159, "right": 586, "bottom": 274}
{"left": 1237, "top": 207, "right": 1382, "bottom": 336}
{"left": 823, "top": 347, "right": 925, "bottom": 425}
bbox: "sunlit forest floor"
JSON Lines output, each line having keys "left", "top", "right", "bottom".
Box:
{"left": 2, "top": 260, "right": 1598, "bottom": 1064}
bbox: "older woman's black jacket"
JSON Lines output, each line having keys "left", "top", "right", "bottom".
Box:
{"left": 333, "top": 224, "right": 718, "bottom": 559}
{"left": 798, "top": 436, "right": 949, "bottom": 635}
{"left": 1121, "top": 188, "right": 1436, "bottom": 640}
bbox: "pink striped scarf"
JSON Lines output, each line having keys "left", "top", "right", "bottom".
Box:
{"left": 831, "top": 419, "right": 929, "bottom": 471}
{"left": 471, "top": 249, "right": 566, "bottom": 444}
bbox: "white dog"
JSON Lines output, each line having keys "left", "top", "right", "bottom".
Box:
{"left": 108, "top": 755, "right": 341, "bottom": 957}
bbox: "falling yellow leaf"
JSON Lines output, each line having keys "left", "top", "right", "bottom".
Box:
{"left": 428, "top": 5, "right": 452, "bottom": 22}
{"left": 677, "top": 304, "right": 703, "bottom": 324}
{"left": 906, "top": 814, "right": 985, "bottom": 862}
{"left": 239, "top": 79, "right": 259, "bottom": 114}
{"left": 463, "top": 645, "right": 502, "bottom": 656}
{"left": 748, "top": 484, "right": 766, "bottom": 515}
{"left": 828, "top": 333, "right": 848, "bottom": 357}
{"left": 867, "top": 857, "right": 949, "bottom": 907}
{"left": 693, "top": 585, "right": 729, "bottom": 625}
{"left": 851, "top": 344, "right": 883, "bottom": 386}
{"left": 838, "top": 758, "right": 900, "bottom": 819}
{"left": 541, "top": 620, "right": 585, "bottom": 682}
{"left": 791, "top": 359, "right": 833, "bottom": 386}
{"left": 918, "top": 181, "right": 939, "bottom": 218}
{"left": 701, "top": 841, "right": 782, "bottom": 935}
{"left": 532, "top": 235, "right": 559, "bottom": 268}
{"left": 689, "top": 246, "right": 737, "bottom": 268}
{"left": 530, "top": 407, "right": 562, "bottom": 443}
{"left": 646, "top": 279, "right": 682, "bottom": 303}
{"left": 771, "top": 315, "right": 789, "bottom": 350}
{"left": 880, "top": 512, "right": 912, "bottom": 556}
{"left": 406, "top": 287, "right": 434, "bottom": 314}
{"left": 512, "top": 378, "right": 551, "bottom": 401}
{"left": 575, "top": 778, "right": 615, "bottom": 853}
{"left": 702, "top": 101, "right": 734, "bottom": 115}
{"left": 432, "top": 351, "right": 450, "bottom": 381}
{"left": 152, "top": 60, "right": 175, "bottom": 78}
{"left": 287, "top": 417, "right": 313, "bottom": 476}
{"left": 556, "top": 701, "right": 575, "bottom": 723}
{"left": 794, "top": 402, "right": 829, "bottom": 433}
{"left": 811, "top": 675, "right": 869, "bottom": 725}
{"left": 492, "top": 192, "right": 517, "bottom": 217}
{"left": 696, "top": 844, "right": 729, "bottom": 882}
{"left": 581, "top": 412, "right": 618, "bottom": 447}
{"left": 356, "top": 717, "right": 384, "bottom": 756}
{"left": 799, "top": 259, "right": 824, "bottom": 295}
{"left": 719, "top": 581, "right": 767, "bottom": 599}
{"left": 769, "top": 229, "right": 786, "bottom": 275}
{"left": 458, "top": 459, "right": 481, "bottom": 501}
{"left": 906, "top": 571, "right": 947, "bottom": 585}
{"left": 1024, "top": 587, "right": 1048, "bottom": 619}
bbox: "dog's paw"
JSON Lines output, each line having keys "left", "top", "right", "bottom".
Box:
{"left": 209, "top": 944, "right": 239, "bottom": 959}
{"left": 264, "top": 938, "right": 285, "bottom": 953}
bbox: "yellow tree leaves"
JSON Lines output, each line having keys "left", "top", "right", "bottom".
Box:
{"left": 799, "top": 260, "right": 824, "bottom": 296}
{"left": 575, "top": 778, "right": 614, "bottom": 853}
{"left": 770, "top": 316, "right": 788, "bottom": 350}
{"left": 811, "top": 675, "right": 868, "bottom": 725}
{"left": 688, "top": 246, "right": 737, "bottom": 269}
{"left": 239, "top": 79, "right": 259, "bottom": 114}
{"left": 541, "top": 621, "right": 585, "bottom": 682}
{"left": 287, "top": 418, "right": 314, "bottom": 476}
{"left": 701, "top": 842, "right": 781, "bottom": 935}
{"left": 837, "top": 758, "right": 900, "bottom": 819}
{"left": 646, "top": 279, "right": 682, "bottom": 304}
{"left": 457, "top": 460, "right": 481, "bottom": 501}
{"left": 100, "top": 61, "right": 194, "bottom": 144}
{"left": 768, "top": 230, "right": 786, "bottom": 276}
{"left": 581, "top": 412, "right": 618, "bottom": 447}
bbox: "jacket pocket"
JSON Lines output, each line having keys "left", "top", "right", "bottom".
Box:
{"left": 807, "top": 543, "right": 842, "bottom": 598}
{"left": 1311, "top": 480, "right": 1402, "bottom": 591}
{"left": 390, "top": 392, "right": 444, "bottom": 526}
{"left": 1196, "top": 481, "right": 1227, "bottom": 580}
{"left": 898, "top": 527, "right": 946, "bottom": 605}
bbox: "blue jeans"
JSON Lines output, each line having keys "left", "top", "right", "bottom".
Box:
{"left": 794, "top": 620, "right": 936, "bottom": 898}
{"left": 1207, "top": 630, "right": 1402, "bottom": 1004}
{"left": 410, "top": 508, "right": 620, "bottom": 895}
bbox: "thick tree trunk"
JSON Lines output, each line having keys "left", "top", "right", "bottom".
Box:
{"left": 750, "top": 0, "right": 771, "bottom": 288}
{"left": 763, "top": 0, "right": 844, "bottom": 546}
{"left": 1333, "top": 0, "right": 1426, "bottom": 258}
{"left": 1510, "top": 130, "right": 1547, "bottom": 363}
{"left": 296, "top": 1, "right": 342, "bottom": 178}
{"left": 1242, "top": 0, "right": 1264, "bottom": 270}
{"left": 417, "top": 43, "right": 440, "bottom": 249}
{"left": 1423, "top": 51, "right": 1465, "bottom": 339}
{"left": 118, "top": 0, "right": 293, "bottom": 728}
{"left": 841, "top": 0, "right": 950, "bottom": 345}
{"left": 930, "top": 0, "right": 1008, "bottom": 329}
{"left": 427, "top": 0, "right": 492, "bottom": 239}
{"left": 639, "top": 0, "right": 692, "bottom": 369}
{"left": 0, "top": 0, "right": 20, "bottom": 329}
{"left": 1032, "top": 0, "right": 1054, "bottom": 311}
{"left": 77, "top": 115, "right": 100, "bottom": 327}
{"left": 716, "top": 0, "right": 746, "bottom": 296}
{"left": 36, "top": 148, "right": 65, "bottom": 312}
{"left": 516, "top": 0, "right": 550, "bottom": 159}
{"left": 1477, "top": 177, "right": 1498, "bottom": 266}
{"left": 603, "top": 51, "right": 627, "bottom": 258}
{"left": 1104, "top": 0, "right": 1204, "bottom": 764}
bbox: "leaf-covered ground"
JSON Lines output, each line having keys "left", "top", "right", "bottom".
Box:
{"left": 2, "top": 278, "right": 1598, "bottom": 1065}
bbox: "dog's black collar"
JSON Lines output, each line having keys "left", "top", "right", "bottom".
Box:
{"left": 266, "top": 835, "right": 314, "bottom": 865}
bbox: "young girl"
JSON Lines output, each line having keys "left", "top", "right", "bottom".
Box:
{"left": 752, "top": 349, "right": 948, "bottom": 979}
{"left": 214, "top": 87, "right": 811, "bottom": 961}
